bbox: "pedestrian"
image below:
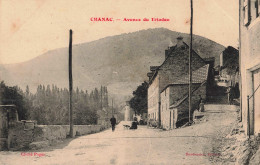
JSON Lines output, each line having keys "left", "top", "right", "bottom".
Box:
{"left": 199, "top": 100, "right": 205, "bottom": 112}
{"left": 110, "top": 115, "right": 116, "bottom": 132}
{"left": 227, "top": 86, "right": 234, "bottom": 105}
{"left": 198, "top": 95, "right": 202, "bottom": 110}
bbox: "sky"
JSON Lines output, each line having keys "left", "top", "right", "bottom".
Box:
{"left": 0, "top": 0, "right": 239, "bottom": 64}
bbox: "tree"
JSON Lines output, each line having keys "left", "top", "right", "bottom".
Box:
{"left": 0, "top": 82, "right": 108, "bottom": 125}
{"left": 129, "top": 81, "right": 148, "bottom": 115}
{"left": 0, "top": 81, "right": 28, "bottom": 120}
{"left": 25, "top": 85, "right": 30, "bottom": 97}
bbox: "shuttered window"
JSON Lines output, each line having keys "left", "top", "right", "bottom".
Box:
{"left": 258, "top": 0, "right": 260, "bottom": 15}
{"left": 244, "top": 0, "right": 250, "bottom": 25}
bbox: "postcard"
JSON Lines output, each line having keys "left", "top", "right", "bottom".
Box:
{"left": 0, "top": 0, "right": 259, "bottom": 164}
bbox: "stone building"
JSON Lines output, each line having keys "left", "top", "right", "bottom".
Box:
{"left": 124, "top": 101, "right": 134, "bottom": 121}
{"left": 218, "top": 46, "right": 239, "bottom": 87}
{"left": 239, "top": 0, "right": 260, "bottom": 136}
{"left": 160, "top": 64, "right": 209, "bottom": 130}
{"left": 147, "top": 37, "right": 207, "bottom": 126}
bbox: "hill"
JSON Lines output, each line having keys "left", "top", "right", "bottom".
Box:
{"left": 0, "top": 28, "right": 225, "bottom": 105}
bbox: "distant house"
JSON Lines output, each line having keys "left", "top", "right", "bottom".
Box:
{"left": 239, "top": 0, "right": 260, "bottom": 136}
{"left": 160, "top": 64, "right": 209, "bottom": 130}
{"left": 147, "top": 37, "right": 207, "bottom": 127}
{"left": 218, "top": 46, "right": 239, "bottom": 87}
{"left": 124, "top": 101, "right": 134, "bottom": 121}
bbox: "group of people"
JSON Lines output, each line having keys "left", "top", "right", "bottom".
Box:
{"left": 110, "top": 86, "right": 238, "bottom": 131}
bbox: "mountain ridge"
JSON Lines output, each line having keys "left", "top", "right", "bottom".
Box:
{"left": 0, "top": 28, "right": 225, "bottom": 105}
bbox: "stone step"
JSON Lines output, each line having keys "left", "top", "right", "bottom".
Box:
{"left": 206, "top": 95, "right": 228, "bottom": 104}
{"left": 204, "top": 104, "right": 239, "bottom": 111}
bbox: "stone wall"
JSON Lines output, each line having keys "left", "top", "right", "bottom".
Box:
{"left": 176, "top": 84, "right": 206, "bottom": 121}
{"left": 7, "top": 122, "right": 34, "bottom": 150}
{"left": 7, "top": 122, "right": 108, "bottom": 151}
{"left": 160, "top": 83, "right": 206, "bottom": 130}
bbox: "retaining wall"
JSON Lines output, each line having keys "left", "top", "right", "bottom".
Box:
{"left": 7, "top": 122, "right": 108, "bottom": 151}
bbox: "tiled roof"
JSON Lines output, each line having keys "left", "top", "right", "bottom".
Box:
{"left": 172, "top": 64, "right": 209, "bottom": 84}
{"left": 148, "top": 42, "right": 205, "bottom": 85}
{"left": 169, "top": 81, "right": 207, "bottom": 109}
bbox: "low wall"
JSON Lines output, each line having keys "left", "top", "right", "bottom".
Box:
{"left": 34, "top": 125, "right": 107, "bottom": 142}
{"left": 7, "top": 122, "right": 109, "bottom": 151}
{"left": 7, "top": 122, "right": 34, "bottom": 150}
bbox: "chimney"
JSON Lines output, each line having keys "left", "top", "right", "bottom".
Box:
{"left": 176, "top": 36, "right": 184, "bottom": 48}
{"left": 147, "top": 72, "right": 154, "bottom": 81}
{"left": 165, "top": 46, "right": 170, "bottom": 59}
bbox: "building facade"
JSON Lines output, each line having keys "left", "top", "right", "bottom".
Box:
{"left": 240, "top": 0, "right": 260, "bottom": 136}
{"left": 160, "top": 64, "right": 209, "bottom": 130}
{"left": 147, "top": 37, "right": 206, "bottom": 126}
{"left": 218, "top": 46, "right": 239, "bottom": 87}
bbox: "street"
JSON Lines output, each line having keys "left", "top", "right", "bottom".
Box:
{"left": 0, "top": 105, "right": 238, "bottom": 165}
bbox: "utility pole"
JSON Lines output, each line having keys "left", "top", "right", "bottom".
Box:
{"left": 189, "top": 0, "right": 193, "bottom": 124}
{"left": 69, "top": 29, "right": 73, "bottom": 137}
{"left": 112, "top": 99, "right": 113, "bottom": 115}
{"left": 100, "top": 86, "right": 103, "bottom": 110}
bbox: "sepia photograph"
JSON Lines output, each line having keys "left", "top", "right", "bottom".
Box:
{"left": 0, "top": 0, "right": 259, "bottom": 164}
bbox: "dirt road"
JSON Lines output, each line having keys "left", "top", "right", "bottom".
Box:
{"left": 0, "top": 105, "right": 238, "bottom": 165}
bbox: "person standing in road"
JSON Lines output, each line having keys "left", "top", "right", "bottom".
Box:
{"left": 198, "top": 95, "right": 202, "bottom": 110}
{"left": 199, "top": 100, "right": 205, "bottom": 112}
{"left": 227, "top": 86, "right": 234, "bottom": 105}
{"left": 110, "top": 115, "right": 116, "bottom": 132}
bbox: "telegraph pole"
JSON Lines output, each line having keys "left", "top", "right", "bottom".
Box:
{"left": 112, "top": 99, "right": 114, "bottom": 115}
{"left": 100, "top": 86, "right": 103, "bottom": 110}
{"left": 189, "top": 0, "right": 193, "bottom": 123}
{"left": 69, "top": 29, "right": 73, "bottom": 137}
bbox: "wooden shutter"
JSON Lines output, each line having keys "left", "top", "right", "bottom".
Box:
{"left": 244, "top": 0, "right": 249, "bottom": 25}
{"left": 258, "top": 0, "right": 260, "bottom": 15}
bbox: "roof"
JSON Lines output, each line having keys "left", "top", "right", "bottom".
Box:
{"left": 172, "top": 64, "right": 209, "bottom": 85}
{"left": 169, "top": 81, "right": 207, "bottom": 109}
{"left": 160, "top": 64, "right": 209, "bottom": 93}
{"left": 148, "top": 42, "right": 206, "bottom": 85}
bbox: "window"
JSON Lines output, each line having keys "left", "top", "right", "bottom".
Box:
{"left": 250, "top": 0, "right": 258, "bottom": 21}
{"left": 244, "top": 0, "right": 260, "bottom": 26}
{"left": 244, "top": 0, "right": 250, "bottom": 25}
{"left": 258, "top": 0, "right": 260, "bottom": 16}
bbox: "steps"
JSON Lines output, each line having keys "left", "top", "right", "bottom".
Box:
{"left": 204, "top": 104, "right": 239, "bottom": 111}
{"left": 207, "top": 95, "right": 228, "bottom": 104}
{"left": 207, "top": 85, "right": 229, "bottom": 104}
